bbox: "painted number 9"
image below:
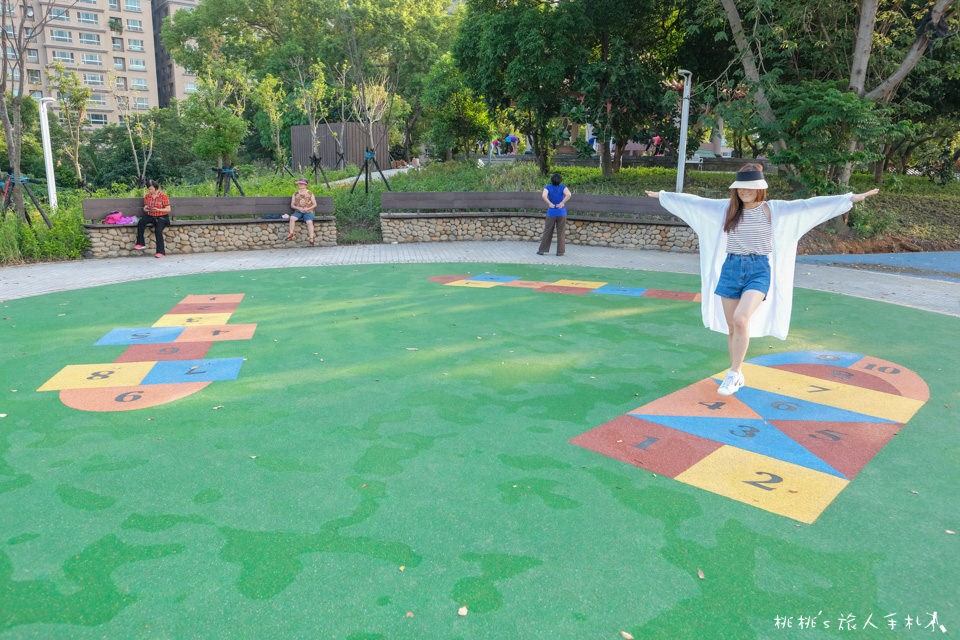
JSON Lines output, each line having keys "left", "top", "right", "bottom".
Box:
{"left": 114, "top": 391, "right": 143, "bottom": 402}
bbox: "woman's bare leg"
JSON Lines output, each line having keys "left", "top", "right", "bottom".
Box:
{"left": 721, "top": 290, "right": 766, "bottom": 372}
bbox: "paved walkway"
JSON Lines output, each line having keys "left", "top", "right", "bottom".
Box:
{"left": 2, "top": 242, "right": 958, "bottom": 316}
{"left": 797, "top": 250, "right": 960, "bottom": 283}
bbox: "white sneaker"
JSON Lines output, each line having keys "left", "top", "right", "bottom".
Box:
{"left": 717, "top": 370, "right": 744, "bottom": 396}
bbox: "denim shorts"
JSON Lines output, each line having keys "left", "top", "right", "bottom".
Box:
{"left": 290, "top": 209, "right": 315, "bottom": 221}
{"left": 715, "top": 253, "right": 771, "bottom": 299}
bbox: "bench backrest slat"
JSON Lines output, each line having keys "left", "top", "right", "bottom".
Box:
{"left": 380, "top": 191, "right": 673, "bottom": 217}
{"left": 83, "top": 195, "right": 334, "bottom": 220}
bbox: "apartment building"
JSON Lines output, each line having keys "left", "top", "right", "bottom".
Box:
{"left": 151, "top": 0, "right": 196, "bottom": 107}
{"left": 10, "top": 0, "right": 159, "bottom": 126}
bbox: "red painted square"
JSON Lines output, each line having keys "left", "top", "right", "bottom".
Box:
{"left": 114, "top": 341, "right": 214, "bottom": 363}
{"left": 642, "top": 289, "right": 701, "bottom": 301}
{"left": 570, "top": 414, "right": 723, "bottom": 478}
{"left": 770, "top": 420, "right": 904, "bottom": 480}
{"left": 428, "top": 275, "right": 472, "bottom": 284}
{"left": 535, "top": 285, "right": 590, "bottom": 295}
{"left": 168, "top": 302, "right": 240, "bottom": 315}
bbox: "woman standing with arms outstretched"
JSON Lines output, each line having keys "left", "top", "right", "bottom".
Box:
{"left": 646, "top": 164, "right": 878, "bottom": 396}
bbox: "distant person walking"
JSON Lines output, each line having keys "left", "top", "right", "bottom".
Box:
{"left": 134, "top": 179, "right": 171, "bottom": 258}
{"left": 286, "top": 179, "right": 318, "bottom": 244}
{"left": 538, "top": 172, "right": 571, "bottom": 257}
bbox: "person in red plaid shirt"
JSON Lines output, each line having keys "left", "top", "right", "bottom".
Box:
{"left": 135, "top": 179, "right": 171, "bottom": 257}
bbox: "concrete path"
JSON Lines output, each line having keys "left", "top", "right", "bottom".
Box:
{"left": 2, "top": 241, "right": 958, "bottom": 316}
{"left": 327, "top": 165, "right": 413, "bottom": 187}
{"left": 797, "top": 251, "right": 960, "bottom": 283}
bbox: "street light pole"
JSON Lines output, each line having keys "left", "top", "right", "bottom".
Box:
{"left": 675, "top": 69, "right": 693, "bottom": 193}
{"left": 38, "top": 97, "right": 58, "bottom": 210}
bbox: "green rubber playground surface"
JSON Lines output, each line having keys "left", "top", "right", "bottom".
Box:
{"left": 1, "top": 262, "right": 957, "bottom": 639}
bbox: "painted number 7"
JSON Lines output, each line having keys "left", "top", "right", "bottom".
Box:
{"left": 743, "top": 472, "right": 783, "bottom": 491}
{"left": 185, "top": 365, "right": 207, "bottom": 375}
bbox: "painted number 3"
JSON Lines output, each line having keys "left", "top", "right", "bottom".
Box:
{"left": 744, "top": 472, "right": 783, "bottom": 491}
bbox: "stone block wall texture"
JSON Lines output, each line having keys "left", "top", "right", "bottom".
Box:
{"left": 380, "top": 214, "right": 698, "bottom": 252}
{"left": 84, "top": 220, "right": 337, "bottom": 258}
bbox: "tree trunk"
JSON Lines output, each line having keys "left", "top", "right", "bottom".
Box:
{"left": 599, "top": 138, "right": 613, "bottom": 178}
{"left": 840, "top": 0, "right": 953, "bottom": 186}
{"left": 848, "top": 0, "right": 879, "bottom": 96}
{"left": 612, "top": 137, "right": 626, "bottom": 174}
{"left": 711, "top": 115, "right": 724, "bottom": 155}
{"left": 529, "top": 129, "right": 550, "bottom": 175}
{"left": 866, "top": 0, "right": 954, "bottom": 102}
{"left": 719, "top": 0, "right": 786, "bottom": 153}
{"left": 402, "top": 104, "right": 422, "bottom": 162}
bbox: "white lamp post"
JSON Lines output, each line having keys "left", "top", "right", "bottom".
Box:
{"left": 38, "top": 97, "right": 58, "bottom": 210}
{"left": 675, "top": 69, "right": 693, "bottom": 193}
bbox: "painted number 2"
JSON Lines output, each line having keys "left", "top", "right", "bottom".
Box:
{"left": 744, "top": 472, "right": 783, "bottom": 491}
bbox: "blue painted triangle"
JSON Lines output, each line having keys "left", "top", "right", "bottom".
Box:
{"left": 745, "top": 350, "right": 864, "bottom": 368}
{"left": 629, "top": 414, "right": 847, "bottom": 479}
{"left": 710, "top": 381, "right": 896, "bottom": 424}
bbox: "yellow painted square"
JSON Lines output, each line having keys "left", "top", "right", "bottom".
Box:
{"left": 152, "top": 313, "right": 234, "bottom": 327}
{"left": 552, "top": 280, "right": 608, "bottom": 289}
{"left": 38, "top": 361, "right": 157, "bottom": 391}
{"left": 675, "top": 445, "right": 849, "bottom": 524}
{"left": 444, "top": 279, "right": 501, "bottom": 288}
{"left": 721, "top": 363, "right": 925, "bottom": 424}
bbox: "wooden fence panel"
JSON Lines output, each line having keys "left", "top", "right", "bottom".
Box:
{"left": 291, "top": 123, "right": 390, "bottom": 172}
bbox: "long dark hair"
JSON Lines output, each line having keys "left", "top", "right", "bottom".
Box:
{"left": 724, "top": 163, "right": 767, "bottom": 233}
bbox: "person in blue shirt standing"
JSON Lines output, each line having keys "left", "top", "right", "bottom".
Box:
{"left": 538, "top": 172, "right": 572, "bottom": 256}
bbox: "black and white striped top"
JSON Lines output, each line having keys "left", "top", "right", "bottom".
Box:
{"left": 726, "top": 203, "right": 773, "bottom": 255}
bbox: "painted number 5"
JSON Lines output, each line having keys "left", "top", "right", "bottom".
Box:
{"left": 744, "top": 472, "right": 783, "bottom": 491}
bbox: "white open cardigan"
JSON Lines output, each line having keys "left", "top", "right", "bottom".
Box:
{"left": 657, "top": 191, "right": 854, "bottom": 340}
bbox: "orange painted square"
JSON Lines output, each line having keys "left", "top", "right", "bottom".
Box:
{"left": 175, "top": 324, "right": 257, "bottom": 342}
{"left": 642, "top": 289, "right": 701, "bottom": 301}
{"left": 535, "top": 285, "right": 590, "bottom": 295}
{"left": 167, "top": 302, "right": 240, "bottom": 315}
{"left": 178, "top": 294, "right": 245, "bottom": 304}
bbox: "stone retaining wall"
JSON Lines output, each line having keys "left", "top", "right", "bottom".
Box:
{"left": 84, "top": 219, "right": 337, "bottom": 258}
{"left": 380, "top": 213, "right": 698, "bottom": 252}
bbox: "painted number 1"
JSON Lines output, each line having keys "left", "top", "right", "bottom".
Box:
{"left": 635, "top": 437, "right": 659, "bottom": 450}
{"left": 744, "top": 472, "right": 783, "bottom": 491}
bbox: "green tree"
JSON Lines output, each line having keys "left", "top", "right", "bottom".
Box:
{"left": 454, "top": 0, "right": 578, "bottom": 174}
{"left": 182, "top": 70, "right": 249, "bottom": 171}
{"left": 422, "top": 54, "right": 490, "bottom": 160}
{"left": 710, "top": 0, "right": 959, "bottom": 189}
{"left": 49, "top": 63, "right": 92, "bottom": 190}
{"left": 252, "top": 74, "right": 290, "bottom": 170}
{"left": 561, "top": 0, "right": 685, "bottom": 177}
{"left": 1, "top": 0, "right": 70, "bottom": 217}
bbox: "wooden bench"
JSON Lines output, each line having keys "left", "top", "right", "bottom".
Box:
{"left": 379, "top": 191, "right": 698, "bottom": 252}
{"left": 81, "top": 196, "right": 337, "bottom": 257}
